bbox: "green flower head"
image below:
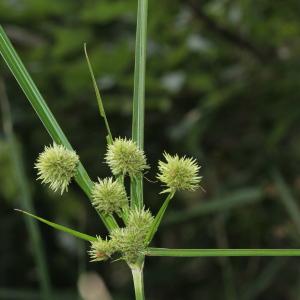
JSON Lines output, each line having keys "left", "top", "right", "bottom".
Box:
{"left": 110, "top": 207, "right": 153, "bottom": 263}
{"left": 89, "top": 236, "right": 115, "bottom": 262}
{"left": 127, "top": 207, "right": 154, "bottom": 236}
{"left": 91, "top": 177, "right": 128, "bottom": 215}
{"left": 105, "top": 137, "right": 148, "bottom": 177}
{"left": 110, "top": 227, "right": 146, "bottom": 263}
{"left": 157, "top": 152, "right": 201, "bottom": 193}
{"left": 35, "top": 143, "right": 79, "bottom": 194}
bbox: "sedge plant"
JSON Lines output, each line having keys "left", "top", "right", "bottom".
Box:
{"left": 1, "top": 1, "right": 300, "bottom": 299}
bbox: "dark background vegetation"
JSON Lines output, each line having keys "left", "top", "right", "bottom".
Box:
{"left": 1, "top": 0, "right": 300, "bottom": 299}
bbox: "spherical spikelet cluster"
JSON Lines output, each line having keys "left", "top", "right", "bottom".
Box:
{"left": 91, "top": 177, "right": 128, "bottom": 215}
{"left": 89, "top": 236, "right": 115, "bottom": 262}
{"left": 110, "top": 227, "right": 145, "bottom": 263}
{"left": 35, "top": 143, "right": 79, "bottom": 194}
{"left": 105, "top": 137, "right": 148, "bottom": 177}
{"left": 127, "top": 207, "right": 154, "bottom": 237}
{"left": 157, "top": 152, "right": 201, "bottom": 193}
{"left": 110, "top": 208, "right": 154, "bottom": 263}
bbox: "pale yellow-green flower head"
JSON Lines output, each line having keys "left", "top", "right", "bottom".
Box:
{"left": 105, "top": 137, "right": 148, "bottom": 177}
{"left": 127, "top": 207, "right": 154, "bottom": 236}
{"left": 35, "top": 143, "right": 79, "bottom": 194}
{"left": 157, "top": 152, "right": 201, "bottom": 193}
{"left": 91, "top": 177, "right": 128, "bottom": 215}
{"left": 109, "top": 207, "right": 153, "bottom": 263}
{"left": 89, "top": 236, "right": 115, "bottom": 262}
{"left": 110, "top": 227, "right": 145, "bottom": 263}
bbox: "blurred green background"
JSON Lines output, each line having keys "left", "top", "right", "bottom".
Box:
{"left": 1, "top": 0, "right": 300, "bottom": 299}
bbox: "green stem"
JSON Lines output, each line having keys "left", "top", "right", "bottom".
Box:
{"left": 132, "top": 0, "right": 148, "bottom": 148}
{"left": 146, "top": 248, "right": 300, "bottom": 257}
{"left": 146, "top": 192, "right": 174, "bottom": 243}
{"left": 131, "top": 0, "right": 148, "bottom": 209}
{"left": 0, "top": 25, "right": 118, "bottom": 231}
{"left": 130, "top": 260, "right": 145, "bottom": 300}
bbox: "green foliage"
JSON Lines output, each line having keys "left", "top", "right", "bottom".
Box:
{"left": 1, "top": 0, "right": 300, "bottom": 299}
{"left": 16, "top": 209, "right": 97, "bottom": 242}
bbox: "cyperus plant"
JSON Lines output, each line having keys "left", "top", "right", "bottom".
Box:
{"left": 1, "top": 1, "right": 300, "bottom": 299}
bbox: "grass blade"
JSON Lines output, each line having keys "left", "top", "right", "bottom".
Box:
{"left": 0, "top": 25, "right": 118, "bottom": 231}
{"left": 146, "top": 248, "right": 300, "bottom": 257}
{"left": 147, "top": 193, "right": 174, "bottom": 243}
{"left": 84, "top": 43, "right": 113, "bottom": 144}
{"left": 131, "top": 0, "right": 148, "bottom": 208}
{"left": 15, "top": 209, "right": 97, "bottom": 242}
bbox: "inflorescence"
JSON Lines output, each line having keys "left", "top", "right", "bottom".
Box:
{"left": 35, "top": 138, "right": 202, "bottom": 264}
{"left": 35, "top": 143, "right": 79, "bottom": 194}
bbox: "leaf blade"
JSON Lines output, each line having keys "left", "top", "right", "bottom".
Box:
{"left": 0, "top": 25, "right": 118, "bottom": 231}
{"left": 15, "top": 209, "right": 97, "bottom": 242}
{"left": 84, "top": 43, "right": 113, "bottom": 144}
{"left": 146, "top": 248, "right": 300, "bottom": 257}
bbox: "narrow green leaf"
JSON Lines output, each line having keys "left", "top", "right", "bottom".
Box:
{"left": 146, "top": 248, "right": 300, "bottom": 257}
{"left": 131, "top": 0, "right": 148, "bottom": 208}
{"left": 0, "top": 25, "right": 118, "bottom": 231}
{"left": 146, "top": 192, "right": 174, "bottom": 243}
{"left": 84, "top": 43, "right": 113, "bottom": 144}
{"left": 15, "top": 209, "right": 97, "bottom": 242}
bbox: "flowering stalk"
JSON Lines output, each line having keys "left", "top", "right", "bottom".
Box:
{"left": 131, "top": 259, "right": 145, "bottom": 300}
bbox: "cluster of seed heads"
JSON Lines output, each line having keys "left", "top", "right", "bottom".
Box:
{"left": 90, "top": 208, "right": 154, "bottom": 263}
{"left": 35, "top": 137, "right": 201, "bottom": 263}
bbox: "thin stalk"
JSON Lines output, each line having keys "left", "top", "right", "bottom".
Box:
{"left": 131, "top": 0, "right": 148, "bottom": 209}
{"left": 130, "top": 261, "right": 145, "bottom": 300}
{"left": 147, "top": 192, "right": 174, "bottom": 243}
{"left": 0, "top": 26, "right": 118, "bottom": 231}
{"left": 132, "top": 0, "right": 148, "bottom": 148}
{"left": 146, "top": 248, "right": 300, "bottom": 257}
{"left": 84, "top": 43, "right": 113, "bottom": 144}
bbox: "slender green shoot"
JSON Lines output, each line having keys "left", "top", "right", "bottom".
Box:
{"left": 131, "top": 0, "right": 148, "bottom": 209}
{"left": 146, "top": 248, "right": 300, "bottom": 257}
{"left": 0, "top": 25, "right": 118, "bottom": 231}
{"left": 15, "top": 209, "right": 97, "bottom": 242}
{"left": 132, "top": 0, "right": 148, "bottom": 148}
{"left": 84, "top": 43, "right": 113, "bottom": 144}
{"left": 146, "top": 192, "right": 174, "bottom": 243}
